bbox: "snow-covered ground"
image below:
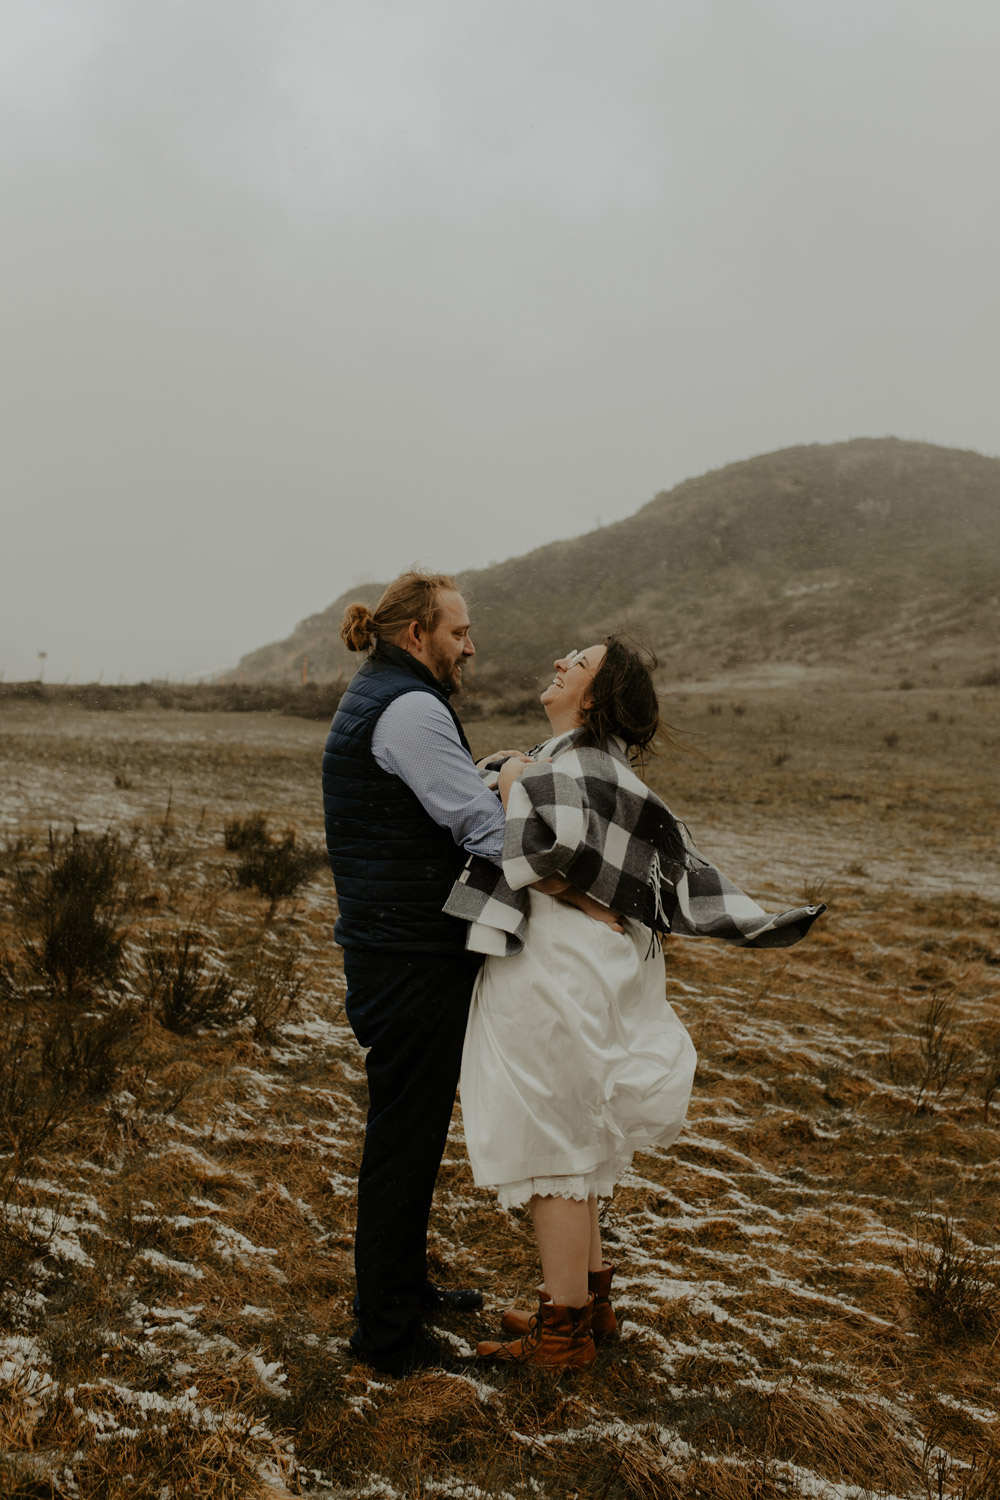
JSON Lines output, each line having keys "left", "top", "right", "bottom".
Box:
{"left": 0, "top": 693, "right": 997, "bottom": 1499}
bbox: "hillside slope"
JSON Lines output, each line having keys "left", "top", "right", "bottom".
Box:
{"left": 233, "top": 438, "right": 1000, "bottom": 692}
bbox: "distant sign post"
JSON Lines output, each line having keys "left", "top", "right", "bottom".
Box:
{"left": 37, "top": 651, "right": 47, "bottom": 683}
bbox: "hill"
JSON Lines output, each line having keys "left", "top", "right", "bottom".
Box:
{"left": 232, "top": 438, "right": 1000, "bottom": 696}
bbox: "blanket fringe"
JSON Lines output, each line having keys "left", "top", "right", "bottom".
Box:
{"left": 644, "top": 849, "right": 672, "bottom": 959}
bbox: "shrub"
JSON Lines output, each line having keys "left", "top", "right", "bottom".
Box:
{"left": 975, "top": 1023, "right": 1000, "bottom": 1123}
{"left": 232, "top": 830, "right": 327, "bottom": 911}
{"left": 232, "top": 934, "right": 306, "bottom": 1044}
{"left": 40, "top": 1004, "right": 137, "bottom": 1099}
{"left": 0, "top": 1015, "right": 70, "bottom": 1173}
{"left": 14, "top": 829, "right": 135, "bottom": 997}
{"left": 960, "top": 1447, "right": 1000, "bottom": 1500}
{"left": 223, "top": 811, "right": 270, "bottom": 851}
{"left": 0, "top": 1003, "right": 135, "bottom": 1178}
{"left": 0, "top": 831, "right": 35, "bottom": 877}
{"left": 0, "top": 943, "right": 18, "bottom": 1003}
{"left": 143, "top": 928, "right": 244, "bottom": 1035}
{"left": 0, "top": 679, "right": 345, "bottom": 718}
{"left": 899, "top": 1215, "right": 1000, "bottom": 1340}
{"left": 144, "top": 794, "right": 188, "bottom": 872}
{"left": 887, "top": 992, "right": 975, "bottom": 1111}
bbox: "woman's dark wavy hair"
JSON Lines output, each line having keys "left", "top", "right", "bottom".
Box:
{"left": 577, "top": 634, "right": 672, "bottom": 770}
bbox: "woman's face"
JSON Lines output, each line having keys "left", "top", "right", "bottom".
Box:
{"left": 540, "top": 643, "right": 606, "bottom": 726}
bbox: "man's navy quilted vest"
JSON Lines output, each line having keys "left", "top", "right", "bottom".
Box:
{"left": 322, "top": 646, "right": 472, "bottom": 952}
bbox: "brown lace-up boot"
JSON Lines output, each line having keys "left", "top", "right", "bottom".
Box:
{"left": 501, "top": 1264, "right": 617, "bottom": 1345}
{"left": 477, "top": 1293, "right": 596, "bottom": 1367}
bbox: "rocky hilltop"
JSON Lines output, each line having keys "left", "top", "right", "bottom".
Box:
{"left": 233, "top": 438, "right": 999, "bottom": 695}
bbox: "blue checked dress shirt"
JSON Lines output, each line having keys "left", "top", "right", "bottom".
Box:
{"left": 371, "top": 692, "right": 506, "bottom": 863}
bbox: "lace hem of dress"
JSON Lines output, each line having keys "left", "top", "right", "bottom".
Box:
{"left": 495, "top": 1153, "right": 632, "bottom": 1211}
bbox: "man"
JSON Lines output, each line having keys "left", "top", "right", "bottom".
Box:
{"left": 322, "top": 570, "right": 519, "bottom": 1375}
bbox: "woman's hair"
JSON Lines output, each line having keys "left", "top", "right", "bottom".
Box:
{"left": 340, "top": 570, "right": 458, "bottom": 654}
{"left": 578, "top": 633, "right": 670, "bottom": 766}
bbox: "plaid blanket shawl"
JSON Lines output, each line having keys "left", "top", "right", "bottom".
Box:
{"left": 444, "top": 731, "right": 826, "bottom": 957}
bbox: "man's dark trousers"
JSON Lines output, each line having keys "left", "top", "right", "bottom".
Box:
{"left": 343, "top": 945, "right": 483, "bottom": 1360}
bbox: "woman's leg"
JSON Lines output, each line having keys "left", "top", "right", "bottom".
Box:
{"left": 587, "top": 1196, "right": 604, "bottom": 1273}
{"left": 529, "top": 1195, "right": 590, "bottom": 1307}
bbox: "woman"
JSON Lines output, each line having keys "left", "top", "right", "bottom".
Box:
{"left": 445, "top": 635, "right": 824, "bottom": 1368}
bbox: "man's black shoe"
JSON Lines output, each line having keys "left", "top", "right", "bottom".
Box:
{"left": 350, "top": 1329, "right": 462, "bottom": 1377}
{"left": 421, "top": 1280, "right": 484, "bottom": 1313}
{"left": 352, "top": 1280, "right": 484, "bottom": 1317}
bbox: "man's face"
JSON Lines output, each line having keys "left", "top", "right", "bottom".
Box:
{"left": 414, "top": 590, "right": 475, "bottom": 692}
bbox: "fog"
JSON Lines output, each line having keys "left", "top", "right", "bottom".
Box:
{"left": 2, "top": 0, "right": 997, "bottom": 682}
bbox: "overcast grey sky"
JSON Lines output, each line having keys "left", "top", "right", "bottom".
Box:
{"left": 2, "top": 0, "right": 998, "bottom": 683}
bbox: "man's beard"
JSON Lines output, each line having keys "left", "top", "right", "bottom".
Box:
{"left": 428, "top": 644, "right": 463, "bottom": 692}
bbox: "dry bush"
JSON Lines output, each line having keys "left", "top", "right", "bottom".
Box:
{"left": 0, "top": 1207, "right": 39, "bottom": 1292}
{"left": 0, "top": 1009, "right": 74, "bottom": 1186}
{"left": 42, "top": 1261, "right": 143, "bottom": 1387}
{"left": 0, "top": 677, "right": 344, "bottom": 721}
{"left": 143, "top": 794, "right": 192, "bottom": 874}
{"left": 0, "top": 1000, "right": 136, "bottom": 1290}
{"left": 0, "top": 942, "right": 19, "bottom": 1003}
{"left": 0, "top": 831, "right": 36, "bottom": 878}
{"left": 229, "top": 932, "right": 306, "bottom": 1044}
{"left": 41, "top": 1002, "right": 137, "bottom": 1099}
{"left": 899, "top": 1215, "right": 1000, "bottom": 1341}
{"left": 142, "top": 927, "right": 245, "bottom": 1035}
{"left": 12, "top": 828, "right": 136, "bottom": 997}
{"left": 0, "top": 1004, "right": 135, "bottom": 1174}
{"left": 230, "top": 828, "right": 326, "bottom": 912}
{"left": 887, "top": 993, "right": 977, "bottom": 1112}
{"left": 223, "top": 812, "right": 270, "bottom": 852}
{"left": 959, "top": 1441, "right": 1000, "bottom": 1500}
{"left": 973, "top": 1022, "right": 1000, "bottom": 1123}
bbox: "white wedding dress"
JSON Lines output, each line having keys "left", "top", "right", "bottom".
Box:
{"left": 460, "top": 882, "right": 697, "bottom": 1209}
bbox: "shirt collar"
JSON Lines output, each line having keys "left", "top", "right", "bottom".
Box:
{"left": 373, "top": 641, "right": 454, "bottom": 698}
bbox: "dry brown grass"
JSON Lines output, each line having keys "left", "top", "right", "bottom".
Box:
{"left": 0, "top": 679, "right": 996, "bottom": 1497}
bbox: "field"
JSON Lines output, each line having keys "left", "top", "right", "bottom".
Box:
{"left": 0, "top": 676, "right": 997, "bottom": 1499}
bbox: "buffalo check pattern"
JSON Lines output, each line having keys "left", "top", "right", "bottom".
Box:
{"left": 443, "top": 731, "right": 826, "bottom": 957}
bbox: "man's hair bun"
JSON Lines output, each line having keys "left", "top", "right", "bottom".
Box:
{"left": 338, "top": 570, "right": 458, "bottom": 656}
{"left": 340, "top": 602, "right": 377, "bottom": 652}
